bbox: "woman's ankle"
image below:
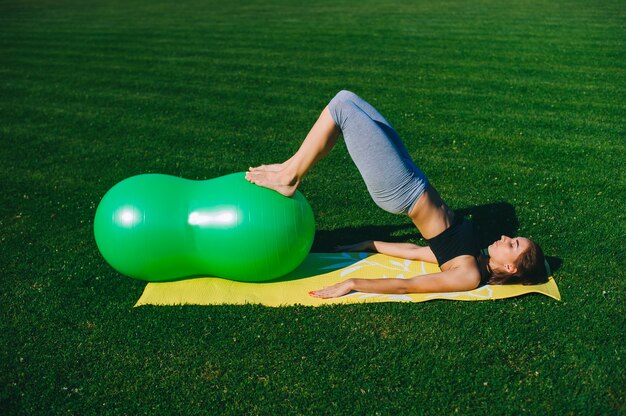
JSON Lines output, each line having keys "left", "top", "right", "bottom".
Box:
{"left": 278, "top": 166, "right": 300, "bottom": 187}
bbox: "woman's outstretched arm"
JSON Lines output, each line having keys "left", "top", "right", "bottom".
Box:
{"left": 337, "top": 240, "right": 437, "bottom": 263}
{"left": 309, "top": 267, "right": 481, "bottom": 299}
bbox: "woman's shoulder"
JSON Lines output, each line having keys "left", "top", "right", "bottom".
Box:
{"left": 440, "top": 254, "right": 480, "bottom": 273}
{"left": 439, "top": 255, "right": 482, "bottom": 288}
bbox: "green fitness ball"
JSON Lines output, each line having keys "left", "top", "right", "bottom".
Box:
{"left": 93, "top": 172, "right": 315, "bottom": 282}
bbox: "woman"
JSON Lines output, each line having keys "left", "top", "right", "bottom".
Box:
{"left": 245, "top": 90, "right": 548, "bottom": 298}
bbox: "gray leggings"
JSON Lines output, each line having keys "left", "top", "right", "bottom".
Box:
{"left": 328, "top": 90, "right": 429, "bottom": 215}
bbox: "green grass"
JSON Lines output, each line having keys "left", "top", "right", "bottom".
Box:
{"left": 1, "top": 0, "right": 624, "bottom": 414}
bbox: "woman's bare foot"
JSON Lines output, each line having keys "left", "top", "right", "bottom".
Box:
{"left": 245, "top": 168, "right": 300, "bottom": 197}
{"left": 249, "top": 155, "right": 296, "bottom": 172}
{"left": 248, "top": 163, "right": 284, "bottom": 172}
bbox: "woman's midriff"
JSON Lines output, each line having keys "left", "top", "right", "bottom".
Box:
{"left": 408, "top": 184, "right": 455, "bottom": 240}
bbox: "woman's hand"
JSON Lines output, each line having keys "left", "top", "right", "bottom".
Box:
{"left": 309, "top": 279, "right": 355, "bottom": 299}
{"left": 333, "top": 240, "right": 373, "bottom": 252}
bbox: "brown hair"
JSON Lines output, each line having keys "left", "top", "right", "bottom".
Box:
{"left": 488, "top": 240, "right": 549, "bottom": 285}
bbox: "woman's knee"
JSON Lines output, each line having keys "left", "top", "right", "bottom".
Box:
{"left": 331, "top": 90, "right": 359, "bottom": 105}
{"left": 329, "top": 92, "right": 354, "bottom": 127}
{"left": 337, "top": 89, "right": 358, "bottom": 99}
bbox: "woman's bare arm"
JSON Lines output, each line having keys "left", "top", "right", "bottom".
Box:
{"left": 337, "top": 240, "right": 437, "bottom": 263}
{"left": 309, "top": 267, "right": 481, "bottom": 299}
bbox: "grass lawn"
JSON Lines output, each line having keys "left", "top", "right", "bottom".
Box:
{"left": 1, "top": 0, "right": 624, "bottom": 414}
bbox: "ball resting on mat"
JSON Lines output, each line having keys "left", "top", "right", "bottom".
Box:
{"left": 94, "top": 172, "right": 315, "bottom": 282}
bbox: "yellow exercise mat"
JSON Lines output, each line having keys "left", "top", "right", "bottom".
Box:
{"left": 134, "top": 253, "right": 560, "bottom": 307}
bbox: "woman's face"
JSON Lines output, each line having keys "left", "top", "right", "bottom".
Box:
{"left": 488, "top": 235, "right": 531, "bottom": 272}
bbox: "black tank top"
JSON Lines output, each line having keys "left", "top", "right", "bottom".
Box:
{"left": 426, "top": 217, "right": 480, "bottom": 267}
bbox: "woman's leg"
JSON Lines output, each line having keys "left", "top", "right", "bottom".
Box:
{"left": 326, "top": 91, "right": 429, "bottom": 214}
{"left": 246, "top": 90, "right": 429, "bottom": 215}
{"left": 245, "top": 105, "right": 341, "bottom": 197}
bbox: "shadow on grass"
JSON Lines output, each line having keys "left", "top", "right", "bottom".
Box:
{"left": 313, "top": 223, "right": 418, "bottom": 250}
{"left": 313, "top": 201, "right": 520, "bottom": 250}
{"left": 545, "top": 257, "right": 563, "bottom": 275}
{"left": 456, "top": 201, "right": 519, "bottom": 248}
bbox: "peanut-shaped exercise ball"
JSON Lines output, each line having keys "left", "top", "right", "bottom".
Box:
{"left": 94, "top": 172, "right": 315, "bottom": 282}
